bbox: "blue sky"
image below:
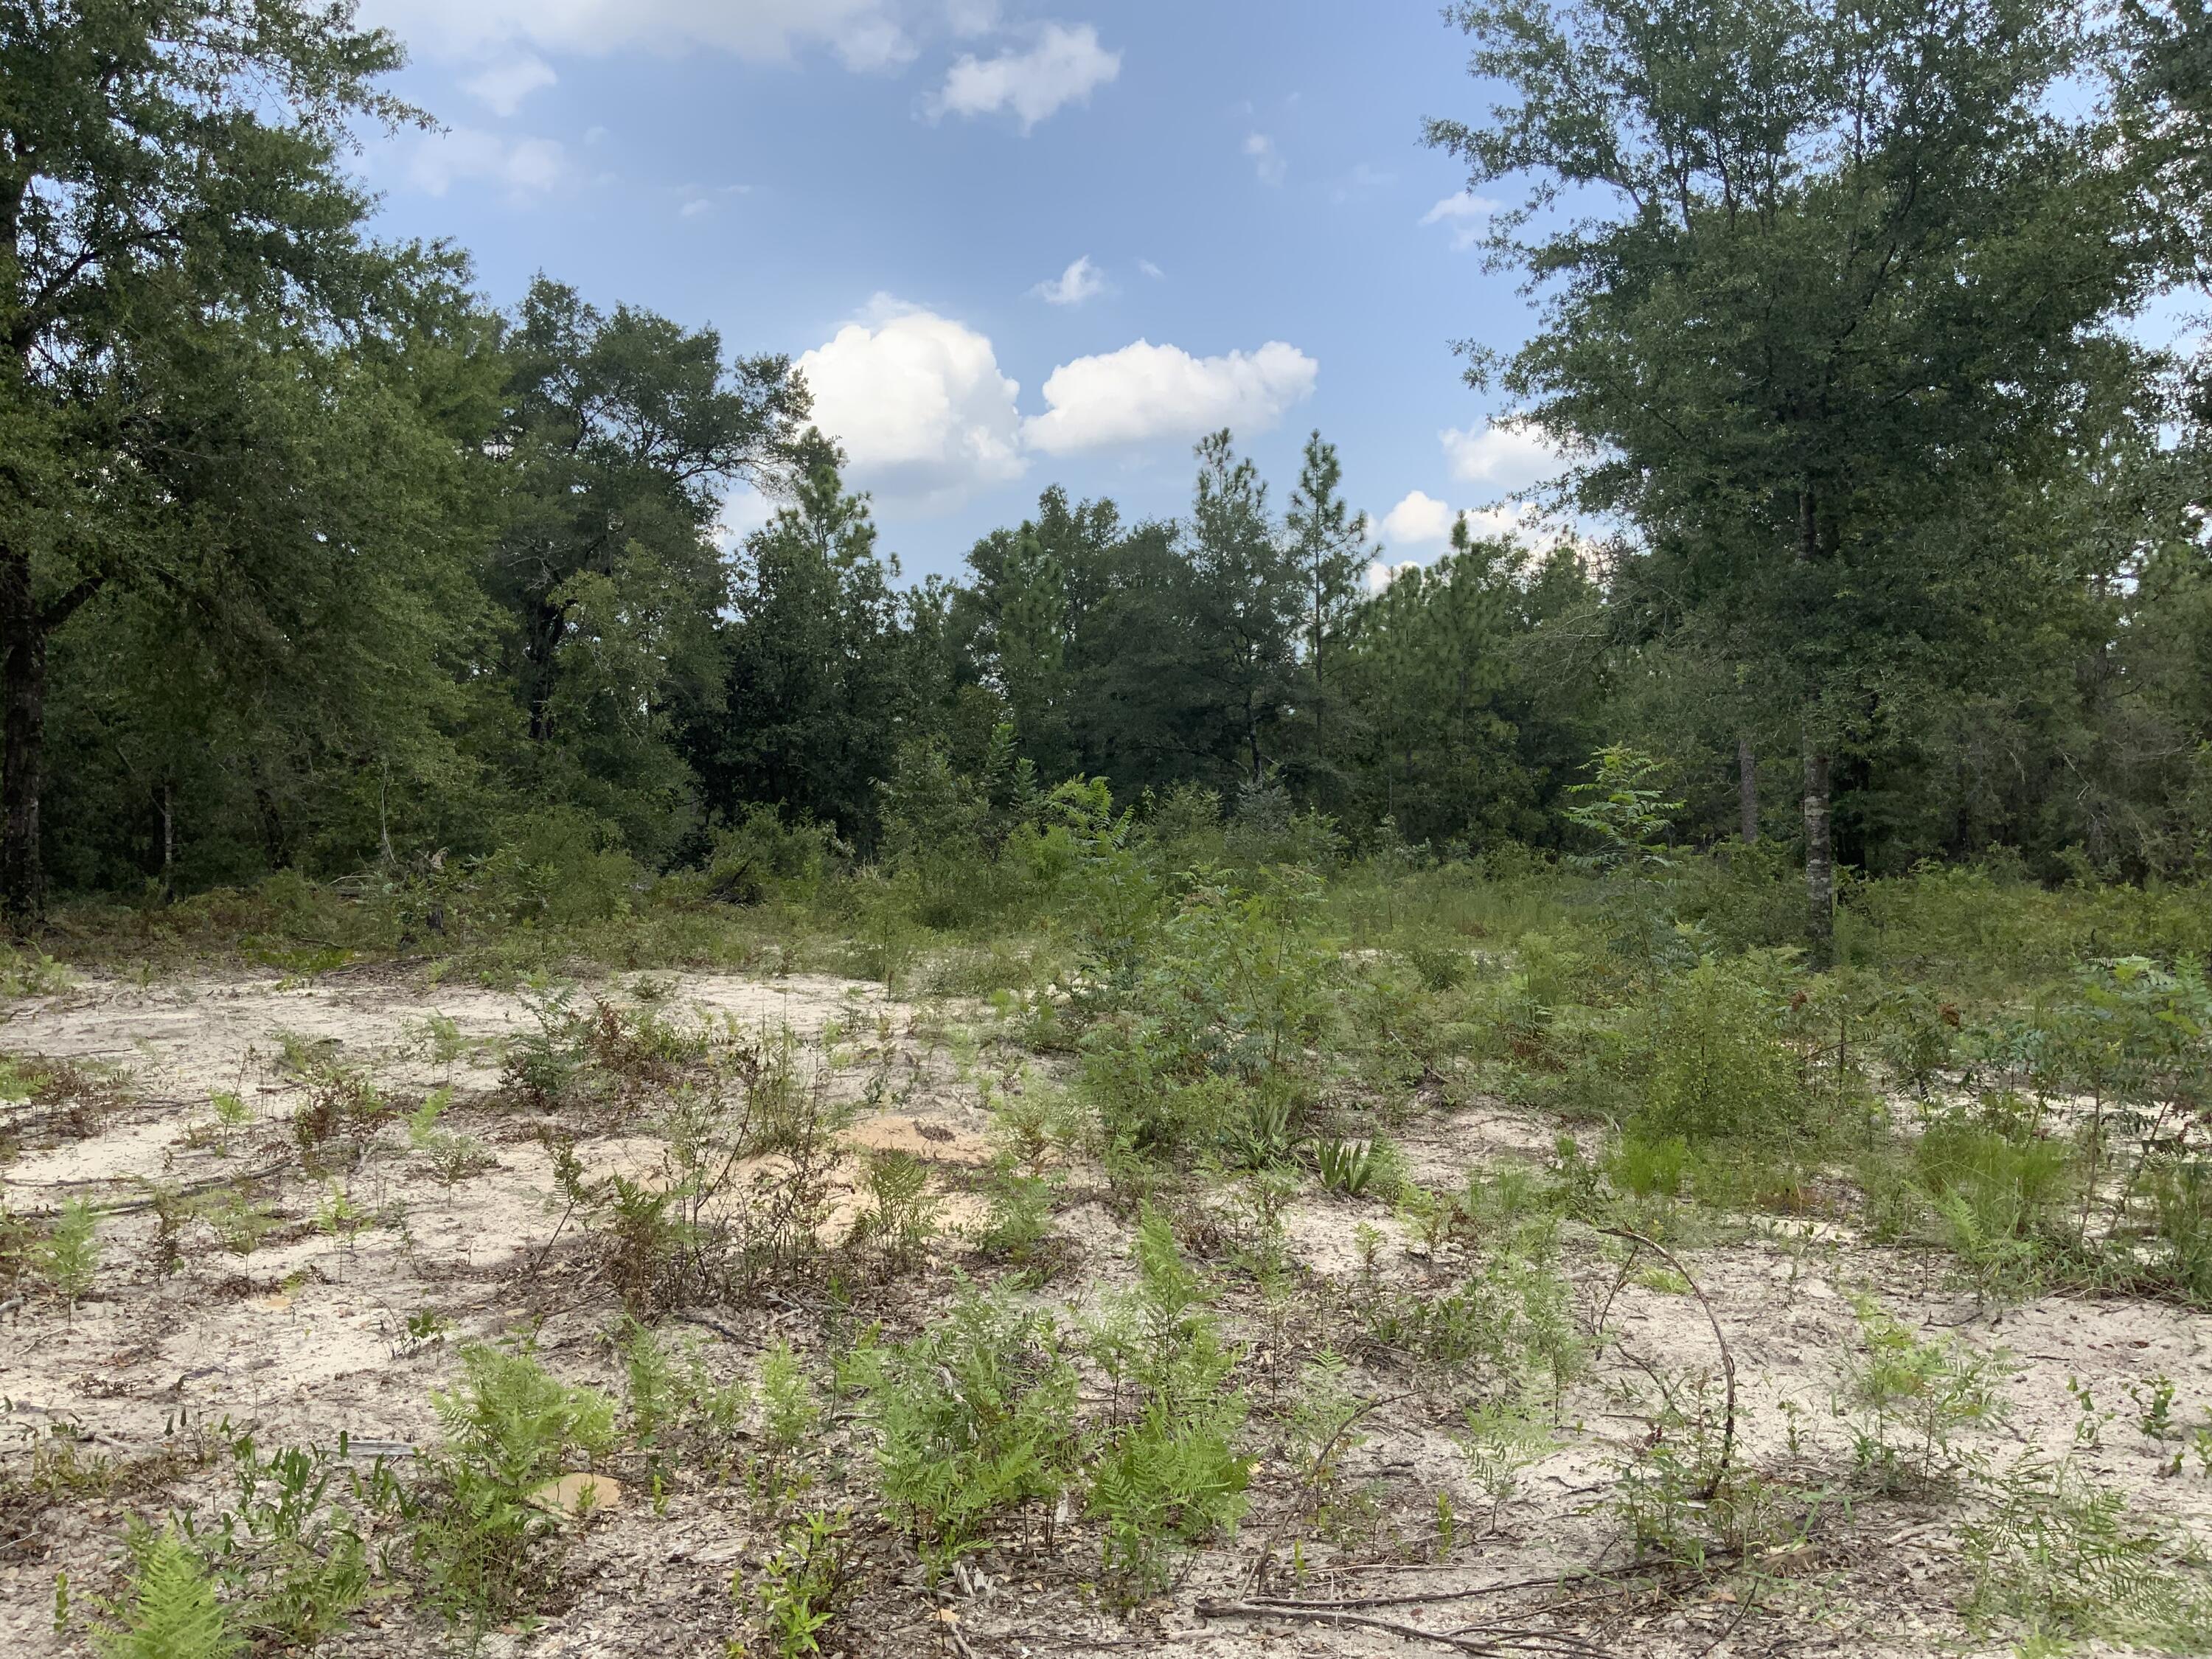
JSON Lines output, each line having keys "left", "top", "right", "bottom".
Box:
{"left": 351, "top": 1, "right": 1565, "bottom": 580}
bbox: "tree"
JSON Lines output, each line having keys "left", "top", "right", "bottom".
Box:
{"left": 702, "top": 433, "right": 920, "bottom": 846}
{"left": 487, "top": 279, "right": 804, "bottom": 860}
{"left": 1, "top": 0, "right": 493, "bottom": 916}
{"left": 1284, "top": 431, "right": 1372, "bottom": 804}
{"left": 1428, "top": 0, "right": 2162, "bottom": 961}
{"left": 1183, "top": 431, "right": 1300, "bottom": 787}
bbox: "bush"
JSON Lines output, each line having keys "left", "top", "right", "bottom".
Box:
{"left": 1636, "top": 959, "right": 1802, "bottom": 1143}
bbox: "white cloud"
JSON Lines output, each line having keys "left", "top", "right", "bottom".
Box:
{"left": 945, "top": 0, "right": 1000, "bottom": 34}
{"left": 1032, "top": 254, "right": 1107, "bottom": 307}
{"left": 358, "top": 0, "right": 914, "bottom": 72}
{"left": 932, "top": 21, "right": 1120, "bottom": 131}
{"left": 1138, "top": 258, "right": 1165, "bottom": 279}
{"left": 1022, "top": 338, "right": 1318, "bottom": 456}
{"left": 1332, "top": 161, "right": 1391, "bottom": 203}
{"left": 1421, "top": 190, "right": 1500, "bottom": 251}
{"left": 1367, "top": 558, "right": 1420, "bottom": 593}
{"left": 795, "top": 299, "right": 1026, "bottom": 508}
{"left": 462, "top": 55, "right": 557, "bottom": 115}
{"left": 406, "top": 128, "right": 566, "bottom": 199}
{"left": 1379, "top": 487, "right": 1568, "bottom": 556}
{"left": 1244, "top": 132, "right": 1284, "bottom": 186}
{"left": 1378, "top": 490, "right": 1457, "bottom": 546}
{"left": 1440, "top": 419, "right": 1565, "bottom": 488}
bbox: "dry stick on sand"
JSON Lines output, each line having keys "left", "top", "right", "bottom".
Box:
{"left": 1195, "top": 1599, "right": 1617, "bottom": 1658}
{"left": 1597, "top": 1226, "right": 1736, "bottom": 1499}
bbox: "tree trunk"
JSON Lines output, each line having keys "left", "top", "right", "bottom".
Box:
{"left": 1736, "top": 732, "right": 1759, "bottom": 844}
{"left": 159, "top": 782, "right": 176, "bottom": 905}
{"left": 1803, "top": 748, "right": 1834, "bottom": 969}
{"left": 1, "top": 545, "right": 46, "bottom": 925}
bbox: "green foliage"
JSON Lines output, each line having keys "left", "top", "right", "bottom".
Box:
{"left": 848, "top": 1286, "right": 1081, "bottom": 1568}
{"left": 742, "top": 1509, "right": 853, "bottom": 1659}
{"left": 1638, "top": 959, "right": 1803, "bottom": 1144}
{"left": 619, "top": 1319, "right": 750, "bottom": 1475}
{"left": 758, "top": 1341, "right": 821, "bottom": 1467}
{"left": 36, "top": 1198, "right": 101, "bottom": 1307}
{"left": 414, "top": 1343, "right": 617, "bottom": 1630}
{"left": 1085, "top": 1211, "right": 1253, "bottom": 1599}
{"left": 1963, "top": 1458, "right": 2212, "bottom": 1652}
{"left": 1846, "top": 1298, "right": 2008, "bottom": 1489}
{"left": 94, "top": 1529, "right": 239, "bottom": 1659}
{"left": 1563, "top": 747, "right": 1682, "bottom": 872}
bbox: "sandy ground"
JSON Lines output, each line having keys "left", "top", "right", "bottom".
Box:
{"left": 2, "top": 967, "right": 2208, "bottom": 1658}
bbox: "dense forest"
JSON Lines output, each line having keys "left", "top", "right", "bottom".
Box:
{"left": 6, "top": 0, "right": 2211, "bottom": 953}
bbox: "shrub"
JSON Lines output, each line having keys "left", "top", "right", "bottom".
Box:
{"left": 1637, "top": 959, "right": 1801, "bottom": 1143}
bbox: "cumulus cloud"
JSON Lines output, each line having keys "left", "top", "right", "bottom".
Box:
{"left": 1378, "top": 490, "right": 1457, "bottom": 547}
{"left": 1440, "top": 418, "right": 1566, "bottom": 488}
{"left": 1421, "top": 190, "right": 1500, "bottom": 251}
{"left": 1032, "top": 254, "right": 1108, "bottom": 307}
{"left": 406, "top": 128, "right": 566, "bottom": 199}
{"left": 1244, "top": 132, "right": 1285, "bottom": 186}
{"left": 932, "top": 21, "right": 1120, "bottom": 130}
{"left": 462, "top": 55, "right": 557, "bottom": 115}
{"left": 358, "top": 0, "right": 915, "bottom": 72}
{"left": 795, "top": 299, "right": 1026, "bottom": 508}
{"left": 1022, "top": 338, "right": 1317, "bottom": 456}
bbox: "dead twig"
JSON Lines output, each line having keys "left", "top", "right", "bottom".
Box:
{"left": 1197, "top": 1599, "right": 1615, "bottom": 1658}
{"left": 1598, "top": 1227, "right": 1735, "bottom": 1498}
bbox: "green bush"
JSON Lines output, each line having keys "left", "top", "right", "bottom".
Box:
{"left": 1636, "top": 959, "right": 1801, "bottom": 1143}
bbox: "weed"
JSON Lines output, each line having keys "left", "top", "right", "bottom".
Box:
{"left": 37, "top": 1198, "right": 100, "bottom": 1310}
{"left": 759, "top": 1340, "right": 821, "bottom": 1470}
{"left": 1963, "top": 1456, "right": 2212, "bottom": 1651}
{"left": 851, "top": 1148, "right": 938, "bottom": 1270}
{"left": 92, "top": 1527, "right": 238, "bottom": 1659}
{"left": 413, "top": 1343, "right": 616, "bottom": 1631}
{"left": 1085, "top": 1211, "right": 1252, "bottom": 1601}
{"left": 1845, "top": 1297, "right": 2008, "bottom": 1489}
{"left": 1314, "top": 1136, "right": 1382, "bottom": 1197}
{"left": 619, "top": 1319, "right": 749, "bottom": 1478}
{"left": 740, "top": 1508, "right": 853, "bottom": 1659}
{"left": 1457, "top": 1399, "right": 1555, "bottom": 1531}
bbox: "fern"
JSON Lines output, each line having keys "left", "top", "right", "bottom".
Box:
{"left": 96, "top": 1530, "right": 239, "bottom": 1659}
{"left": 848, "top": 1284, "right": 1080, "bottom": 1569}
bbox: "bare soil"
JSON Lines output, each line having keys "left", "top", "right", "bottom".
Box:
{"left": 3, "top": 967, "right": 2207, "bottom": 1658}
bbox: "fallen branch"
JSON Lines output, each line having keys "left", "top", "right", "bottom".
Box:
{"left": 1598, "top": 1227, "right": 1736, "bottom": 1498}
{"left": 1197, "top": 1599, "right": 1613, "bottom": 1658}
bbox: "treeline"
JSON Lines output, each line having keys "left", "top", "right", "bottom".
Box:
{"left": 8, "top": 1, "right": 2212, "bottom": 947}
